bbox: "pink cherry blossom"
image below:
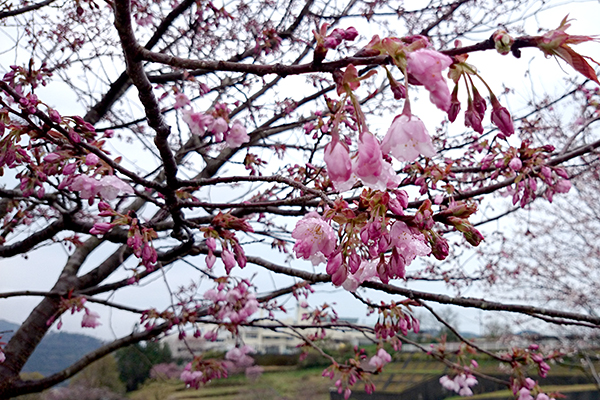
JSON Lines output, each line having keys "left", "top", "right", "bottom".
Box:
{"left": 342, "top": 260, "right": 378, "bottom": 291}
{"left": 0, "top": 349, "right": 5, "bottom": 363}
{"left": 209, "top": 117, "right": 229, "bottom": 141}
{"left": 181, "top": 363, "right": 204, "bottom": 388}
{"left": 69, "top": 175, "right": 99, "bottom": 199}
{"left": 491, "top": 97, "right": 515, "bottom": 138}
{"left": 555, "top": 179, "right": 571, "bottom": 193}
{"left": 440, "top": 375, "right": 459, "bottom": 392}
{"left": 97, "top": 175, "right": 135, "bottom": 200}
{"left": 70, "top": 175, "right": 134, "bottom": 201}
{"left": 389, "top": 221, "right": 430, "bottom": 261}
{"left": 225, "top": 121, "right": 250, "bottom": 148}
{"left": 407, "top": 49, "right": 453, "bottom": 111}
{"left": 324, "top": 140, "right": 353, "bottom": 191}
{"left": 221, "top": 249, "right": 237, "bottom": 274}
{"left": 89, "top": 222, "right": 113, "bottom": 235}
{"left": 205, "top": 253, "right": 216, "bottom": 269}
{"left": 381, "top": 114, "right": 436, "bottom": 162}
{"left": 182, "top": 110, "right": 214, "bottom": 136}
{"left": 368, "top": 348, "right": 392, "bottom": 369}
{"left": 173, "top": 93, "right": 190, "bottom": 109}
{"left": 44, "top": 152, "right": 61, "bottom": 163}
{"left": 85, "top": 153, "right": 100, "bottom": 166}
{"left": 354, "top": 133, "right": 383, "bottom": 181}
{"left": 81, "top": 310, "right": 101, "bottom": 328}
{"left": 518, "top": 388, "right": 534, "bottom": 400}
{"left": 465, "top": 100, "right": 484, "bottom": 134}
{"left": 509, "top": 157, "right": 522, "bottom": 171}
{"left": 440, "top": 374, "right": 478, "bottom": 396}
{"left": 353, "top": 132, "right": 399, "bottom": 190}
{"left": 292, "top": 212, "right": 336, "bottom": 264}
{"left": 225, "top": 345, "right": 255, "bottom": 368}
{"left": 63, "top": 163, "right": 77, "bottom": 175}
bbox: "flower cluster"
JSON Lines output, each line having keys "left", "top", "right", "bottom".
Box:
{"left": 180, "top": 357, "right": 228, "bottom": 388}
{"left": 47, "top": 296, "right": 101, "bottom": 330}
{"left": 368, "top": 348, "right": 392, "bottom": 370}
{"left": 439, "top": 374, "right": 478, "bottom": 396}
{"left": 313, "top": 24, "right": 359, "bottom": 63}
{"left": 372, "top": 302, "right": 420, "bottom": 340}
{"left": 181, "top": 102, "right": 250, "bottom": 148}
{"left": 204, "top": 280, "right": 259, "bottom": 326}
{"left": 69, "top": 174, "right": 134, "bottom": 204}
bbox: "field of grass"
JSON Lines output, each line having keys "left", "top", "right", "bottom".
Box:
{"left": 128, "top": 354, "right": 600, "bottom": 400}
{"left": 129, "top": 366, "right": 336, "bottom": 400}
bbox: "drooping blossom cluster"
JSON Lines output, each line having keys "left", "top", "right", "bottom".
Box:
{"left": 69, "top": 174, "right": 134, "bottom": 204}
{"left": 372, "top": 301, "right": 420, "bottom": 343}
{"left": 292, "top": 190, "right": 434, "bottom": 289}
{"left": 439, "top": 374, "right": 478, "bottom": 396}
{"left": 46, "top": 296, "right": 101, "bottom": 330}
{"left": 203, "top": 212, "right": 254, "bottom": 274}
{"left": 180, "top": 100, "right": 250, "bottom": 148}
{"left": 204, "top": 280, "right": 259, "bottom": 326}
{"left": 321, "top": 346, "right": 376, "bottom": 400}
{"left": 180, "top": 357, "right": 228, "bottom": 388}
{"left": 368, "top": 348, "right": 392, "bottom": 370}
{"left": 224, "top": 345, "right": 264, "bottom": 378}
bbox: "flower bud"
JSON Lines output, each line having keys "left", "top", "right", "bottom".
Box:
{"left": 492, "top": 29, "right": 514, "bottom": 55}
{"left": 508, "top": 157, "right": 522, "bottom": 171}
{"left": 491, "top": 97, "right": 514, "bottom": 138}
{"left": 447, "top": 85, "right": 461, "bottom": 122}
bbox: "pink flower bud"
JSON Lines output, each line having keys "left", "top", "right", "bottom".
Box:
{"left": 491, "top": 98, "right": 514, "bottom": 138}
{"left": 89, "top": 222, "right": 113, "bottom": 235}
{"left": 85, "top": 153, "right": 100, "bottom": 166}
{"left": 44, "top": 152, "right": 61, "bottom": 163}
{"left": 222, "top": 249, "right": 236, "bottom": 274}
{"left": 509, "top": 157, "right": 522, "bottom": 171}
{"left": 342, "top": 27, "right": 358, "bottom": 41}
{"left": 49, "top": 109, "right": 62, "bottom": 123}
{"left": 465, "top": 100, "right": 484, "bottom": 134}
{"left": 62, "top": 163, "right": 77, "bottom": 175}
{"left": 448, "top": 85, "right": 461, "bottom": 122}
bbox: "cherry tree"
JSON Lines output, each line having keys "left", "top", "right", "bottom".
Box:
{"left": 0, "top": 0, "right": 599, "bottom": 398}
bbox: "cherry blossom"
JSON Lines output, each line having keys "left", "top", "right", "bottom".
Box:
{"left": 84, "top": 153, "right": 100, "bottom": 166}
{"left": 509, "top": 157, "right": 522, "bottom": 171}
{"left": 353, "top": 133, "right": 400, "bottom": 190}
{"left": 440, "top": 374, "right": 478, "bottom": 396}
{"left": 182, "top": 110, "right": 214, "bottom": 136}
{"left": 81, "top": 310, "right": 101, "bottom": 328}
{"left": 225, "top": 345, "right": 255, "bottom": 368}
{"left": 381, "top": 113, "right": 436, "bottom": 162}
{"left": 407, "top": 49, "right": 453, "bottom": 111}
{"left": 368, "top": 348, "right": 392, "bottom": 369}
{"left": 491, "top": 96, "right": 515, "bottom": 138}
{"left": 180, "top": 364, "right": 205, "bottom": 388}
{"left": 70, "top": 175, "right": 134, "bottom": 201}
{"left": 292, "top": 212, "right": 336, "bottom": 265}
{"left": 324, "top": 140, "right": 353, "bottom": 191}
{"left": 225, "top": 121, "right": 250, "bottom": 148}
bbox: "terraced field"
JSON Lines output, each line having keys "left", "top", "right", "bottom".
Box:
{"left": 128, "top": 354, "right": 600, "bottom": 400}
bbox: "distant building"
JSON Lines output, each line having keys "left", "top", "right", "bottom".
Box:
{"left": 163, "top": 304, "right": 370, "bottom": 359}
